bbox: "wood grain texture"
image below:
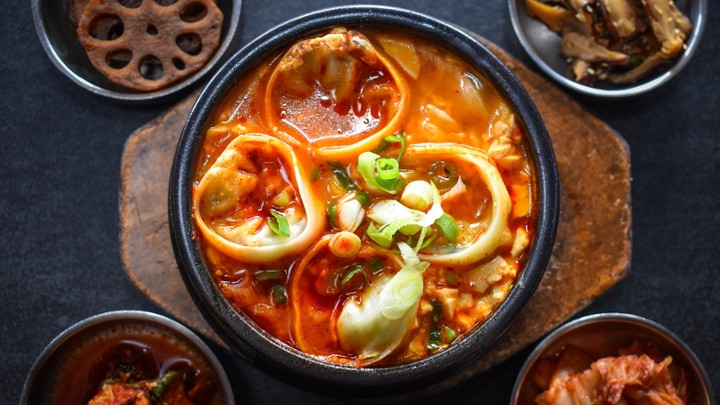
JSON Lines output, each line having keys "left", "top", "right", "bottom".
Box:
{"left": 119, "top": 38, "right": 631, "bottom": 385}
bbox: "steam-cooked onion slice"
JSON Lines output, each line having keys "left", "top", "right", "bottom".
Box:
{"left": 193, "top": 134, "right": 325, "bottom": 263}
{"left": 288, "top": 236, "right": 402, "bottom": 359}
{"left": 264, "top": 28, "right": 410, "bottom": 160}
{"left": 406, "top": 143, "right": 513, "bottom": 265}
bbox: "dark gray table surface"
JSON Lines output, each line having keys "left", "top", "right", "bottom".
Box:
{"left": 2, "top": 1, "right": 718, "bottom": 404}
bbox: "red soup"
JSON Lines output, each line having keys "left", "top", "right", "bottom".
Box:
{"left": 193, "top": 27, "right": 537, "bottom": 366}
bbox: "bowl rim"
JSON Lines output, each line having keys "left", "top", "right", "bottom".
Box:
{"left": 20, "top": 310, "right": 235, "bottom": 404}
{"left": 169, "top": 4, "right": 559, "bottom": 395}
{"left": 510, "top": 312, "right": 716, "bottom": 404}
{"left": 30, "top": 0, "right": 243, "bottom": 104}
{"left": 508, "top": 0, "right": 708, "bottom": 99}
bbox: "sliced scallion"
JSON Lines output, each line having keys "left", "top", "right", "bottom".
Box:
{"left": 341, "top": 265, "right": 367, "bottom": 287}
{"left": 151, "top": 370, "right": 180, "bottom": 399}
{"left": 357, "top": 152, "right": 402, "bottom": 194}
{"left": 427, "top": 299, "right": 443, "bottom": 350}
{"left": 442, "top": 326, "right": 457, "bottom": 343}
{"left": 368, "top": 257, "right": 383, "bottom": 274}
{"left": 356, "top": 191, "right": 372, "bottom": 208}
{"left": 271, "top": 284, "right": 287, "bottom": 306}
{"left": 435, "top": 213, "right": 459, "bottom": 241}
{"left": 327, "top": 204, "right": 337, "bottom": 229}
{"left": 328, "top": 162, "right": 358, "bottom": 190}
{"left": 383, "top": 131, "right": 406, "bottom": 161}
{"left": 267, "top": 210, "right": 290, "bottom": 237}
{"left": 256, "top": 269, "right": 284, "bottom": 282}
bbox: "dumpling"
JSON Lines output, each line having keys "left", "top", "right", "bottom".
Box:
{"left": 193, "top": 133, "right": 325, "bottom": 263}
{"left": 264, "top": 28, "right": 410, "bottom": 160}
{"left": 336, "top": 243, "right": 428, "bottom": 365}
{"left": 405, "top": 143, "right": 513, "bottom": 265}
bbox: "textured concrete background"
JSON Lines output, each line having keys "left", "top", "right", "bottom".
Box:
{"left": 2, "top": 1, "right": 718, "bottom": 403}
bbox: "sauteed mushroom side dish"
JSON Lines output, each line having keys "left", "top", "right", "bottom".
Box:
{"left": 525, "top": 0, "right": 692, "bottom": 85}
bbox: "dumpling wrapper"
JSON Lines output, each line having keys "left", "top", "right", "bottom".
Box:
{"left": 336, "top": 243, "right": 428, "bottom": 365}
{"left": 193, "top": 133, "right": 325, "bottom": 263}
{"left": 264, "top": 28, "right": 410, "bottom": 160}
{"left": 405, "top": 143, "right": 514, "bottom": 266}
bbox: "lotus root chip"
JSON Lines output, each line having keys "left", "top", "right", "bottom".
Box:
{"left": 77, "top": 0, "right": 223, "bottom": 91}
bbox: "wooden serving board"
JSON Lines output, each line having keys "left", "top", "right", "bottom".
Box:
{"left": 119, "top": 39, "right": 631, "bottom": 382}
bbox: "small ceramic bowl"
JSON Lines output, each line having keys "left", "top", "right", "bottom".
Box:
{"left": 508, "top": 0, "right": 707, "bottom": 98}
{"left": 511, "top": 313, "right": 715, "bottom": 404}
{"left": 31, "top": 0, "right": 242, "bottom": 104}
{"left": 21, "top": 310, "right": 235, "bottom": 404}
{"left": 169, "top": 5, "right": 559, "bottom": 396}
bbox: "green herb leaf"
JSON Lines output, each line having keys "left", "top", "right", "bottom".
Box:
{"left": 268, "top": 210, "right": 291, "bottom": 237}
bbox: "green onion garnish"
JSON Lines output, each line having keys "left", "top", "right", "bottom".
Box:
{"left": 326, "top": 203, "right": 337, "bottom": 229}
{"left": 271, "top": 284, "right": 287, "bottom": 306}
{"left": 427, "top": 299, "right": 443, "bottom": 350}
{"left": 435, "top": 213, "right": 459, "bottom": 241}
{"left": 357, "top": 152, "right": 403, "bottom": 194}
{"left": 256, "top": 269, "right": 284, "bottom": 282}
{"left": 356, "top": 191, "right": 372, "bottom": 208}
{"left": 341, "top": 265, "right": 367, "bottom": 287}
{"left": 268, "top": 210, "right": 290, "bottom": 237}
{"left": 383, "top": 131, "right": 406, "bottom": 161}
{"left": 151, "top": 370, "right": 180, "bottom": 399}
{"left": 328, "top": 162, "right": 358, "bottom": 190}
{"left": 367, "top": 219, "right": 416, "bottom": 248}
{"left": 368, "top": 257, "right": 383, "bottom": 274}
{"left": 442, "top": 326, "right": 457, "bottom": 343}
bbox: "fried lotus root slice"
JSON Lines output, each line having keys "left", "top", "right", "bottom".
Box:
{"left": 77, "top": 0, "right": 223, "bottom": 91}
{"left": 405, "top": 143, "right": 513, "bottom": 266}
{"left": 265, "top": 28, "right": 410, "bottom": 160}
{"left": 193, "top": 134, "right": 325, "bottom": 263}
{"left": 288, "top": 236, "right": 402, "bottom": 362}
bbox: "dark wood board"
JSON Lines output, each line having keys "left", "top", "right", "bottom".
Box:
{"left": 119, "top": 39, "right": 631, "bottom": 384}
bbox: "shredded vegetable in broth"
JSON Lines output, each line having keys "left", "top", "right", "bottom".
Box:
{"left": 193, "top": 28, "right": 536, "bottom": 366}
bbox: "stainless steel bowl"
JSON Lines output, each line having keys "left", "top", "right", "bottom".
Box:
{"left": 511, "top": 313, "right": 715, "bottom": 404}
{"left": 31, "top": 0, "right": 242, "bottom": 104}
{"left": 508, "top": 0, "right": 707, "bottom": 98}
{"left": 21, "top": 310, "right": 235, "bottom": 404}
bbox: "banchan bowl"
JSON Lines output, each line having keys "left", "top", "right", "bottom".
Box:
{"left": 31, "top": 0, "right": 242, "bottom": 104}
{"left": 509, "top": 0, "right": 707, "bottom": 99}
{"left": 169, "top": 5, "right": 559, "bottom": 396}
{"left": 21, "top": 310, "right": 234, "bottom": 404}
{"left": 511, "top": 313, "right": 715, "bottom": 404}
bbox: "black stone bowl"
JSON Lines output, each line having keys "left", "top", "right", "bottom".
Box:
{"left": 169, "top": 5, "right": 559, "bottom": 397}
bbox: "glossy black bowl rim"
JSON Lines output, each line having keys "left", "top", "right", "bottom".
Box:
{"left": 169, "top": 5, "right": 559, "bottom": 395}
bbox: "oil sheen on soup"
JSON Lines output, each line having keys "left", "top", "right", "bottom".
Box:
{"left": 193, "top": 28, "right": 535, "bottom": 366}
